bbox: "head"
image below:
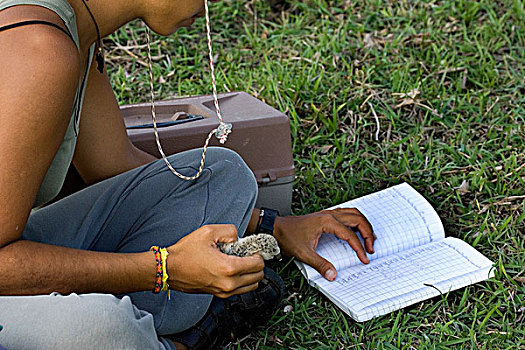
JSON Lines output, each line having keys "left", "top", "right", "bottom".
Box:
{"left": 141, "top": 0, "right": 220, "bottom": 36}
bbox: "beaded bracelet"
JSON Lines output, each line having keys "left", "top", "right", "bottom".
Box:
{"left": 150, "top": 246, "right": 163, "bottom": 294}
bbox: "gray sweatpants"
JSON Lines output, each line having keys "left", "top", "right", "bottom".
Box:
{"left": 0, "top": 147, "right": 258, "bottom": 349}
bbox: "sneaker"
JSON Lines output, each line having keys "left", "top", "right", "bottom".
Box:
{"left": 170, "top": 267, "right": 285, "bottom": 349}
{"left": 267, "top": 0, "right": 289, "bottom": 11}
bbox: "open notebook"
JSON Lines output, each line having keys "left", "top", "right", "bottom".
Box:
{"left": 295, "top": 183, "right": 494, "bottom": 322}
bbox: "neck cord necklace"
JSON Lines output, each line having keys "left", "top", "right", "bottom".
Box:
{"left": 80, "top": 0, "right": 104, "bottom": 73}
{"left": 146, "top": 0, "right": 232, "bottom": 181}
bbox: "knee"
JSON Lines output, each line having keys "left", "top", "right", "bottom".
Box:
{"left": 163, "top": 147, "right": 257, "bottom": 194}
{"left": 206, "top": 147, "right": 258, "bottom": 196}
{"left": 206, "top": 147, "right": 246, "bottom": 170}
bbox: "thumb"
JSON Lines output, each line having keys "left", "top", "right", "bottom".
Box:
{"left": 306, "top": 251, "right": 337, "bottom": 282}
{"left": 208, "top": 224, "right": 239, "bottom": 244}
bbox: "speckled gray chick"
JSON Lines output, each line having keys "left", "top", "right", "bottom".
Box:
{"left": 218, "top": 234, "right": 281, "bottom": 260}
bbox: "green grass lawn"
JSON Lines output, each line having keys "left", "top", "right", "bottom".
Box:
{"left": 105, "top": 0, "right": 524, "bottom": 348}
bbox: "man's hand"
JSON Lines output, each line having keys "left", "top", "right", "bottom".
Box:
{"left": 167, "top": 225, "right": 265, "bottom": 298}
{"left": 273, "top": 208, "right": 375, "bottom": 281}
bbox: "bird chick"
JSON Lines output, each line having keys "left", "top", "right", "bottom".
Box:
{"left": 218, "top": 234, "right": 281, "bottom": 260}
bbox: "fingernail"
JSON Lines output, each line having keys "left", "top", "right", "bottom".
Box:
{"left": 325, "top": 269, "right": 336, "bottom": 281}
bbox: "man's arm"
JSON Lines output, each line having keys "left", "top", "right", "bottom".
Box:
{"left": 0, "top": 12, "right": 78, "bottom": 249}
{"left": 0, "top": 14, "right": 156, "bottom": 295}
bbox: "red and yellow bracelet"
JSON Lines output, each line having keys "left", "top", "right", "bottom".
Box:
{"left": 150, "top": 246, "right": 171, "bottom": 298}
{"left": 150, "top": 246, "right": 163, "bottom": 293}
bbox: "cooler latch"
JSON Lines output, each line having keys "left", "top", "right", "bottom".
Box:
{"left": 258, "top": 171, "right": 277, "bottom": 184}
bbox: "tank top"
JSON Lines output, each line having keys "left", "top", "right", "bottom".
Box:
{"left": 0, "top": 0, "right": 94, "bottom": 207}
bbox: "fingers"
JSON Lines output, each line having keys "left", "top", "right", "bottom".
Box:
{"left": 215, "top": 281, "right": 260, "bottom": 298}
{"left": 217, "top": 270, "right": 264, "bottom": 296}
{"left": 364, "top": 234, "right": 375, "bottom": 254}
{"left": 230, "top": 269, "right": 264, "bottom": 289}
{"left": 302, "top": 250, "right": 338, "bottom": 281}
{"left": 321, "top": 217, "right": 369, "bottom": 264}
{"left": 329, "top": 208, "right": 376, "bottom": 254}
{"left": 214, "top": 256, "right": 264, "bottom": 297}
{"left": 221, "top": 253, "right": 265, "bottom": 275}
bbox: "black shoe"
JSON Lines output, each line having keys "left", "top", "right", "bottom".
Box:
{"left": 267, "top": 0, "right": 289, "bottom": 11}
{"left": 170, "top": 267, "right": 285, "bottom": 350}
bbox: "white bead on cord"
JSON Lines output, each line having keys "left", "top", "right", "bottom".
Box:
{"left": 145, "top": 0, "right": 232, "bottom": 181}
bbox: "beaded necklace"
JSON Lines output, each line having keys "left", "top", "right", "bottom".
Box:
{"left": 145, "top": 0, "right": 232, "bottom": 181}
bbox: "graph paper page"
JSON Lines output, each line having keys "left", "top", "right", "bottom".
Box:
{"left": 311, "top": 237, "right": 494, "bottom": 321}
{"left": 298, "top": 183, "right": 445, "bottom": 280}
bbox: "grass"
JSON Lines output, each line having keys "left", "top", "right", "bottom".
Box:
{"left": 104, "top": 0, "right": 524, "bottom": 348}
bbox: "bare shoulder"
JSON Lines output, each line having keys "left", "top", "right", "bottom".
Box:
{"left": 0, "top": 22, "right": 80, "bottom": 88}
{"left": 0, "top": 5, "right": 81, "bottom": 129}
{"left": 0, "top": 6, "right": 81, "bottom": 246}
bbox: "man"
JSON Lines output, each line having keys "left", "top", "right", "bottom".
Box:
{"left": 0, "top": 0, "right": 375, "bottom": 348}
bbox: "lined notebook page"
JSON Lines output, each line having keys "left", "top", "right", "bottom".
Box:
{"left": 310, "top": 238, "right": 494, "bottom": 321}
{"left": 300, "top": 183, "right": 445, "bottom": 279}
